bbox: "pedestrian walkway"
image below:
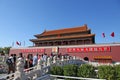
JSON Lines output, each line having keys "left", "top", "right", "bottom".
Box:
{"left": 0, "top": 74, "right": 7, "bottom": 79}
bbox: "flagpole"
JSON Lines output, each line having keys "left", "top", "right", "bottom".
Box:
{"left": 24, "top": 41, "right": 25, "bottom": 47}
{"left": 12, "top": 42, "right": 14, "bottom": 47}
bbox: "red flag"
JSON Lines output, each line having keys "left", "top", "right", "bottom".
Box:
{"left": 102, "top": 33, "right": 105, "bottom": 38}
{"left": 111, "top": 32, "right": 115, "bottom": 37}
{"left": 16, "top": 41, "right": 21, "bottom": 46}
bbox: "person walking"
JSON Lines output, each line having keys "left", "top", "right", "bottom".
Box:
{"left": 6, "top": 54, "right": 14, "bottom": 74}
{"left": 33, "top": 53, "right": 38, "bottom": 66}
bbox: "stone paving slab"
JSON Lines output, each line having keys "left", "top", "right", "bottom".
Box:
{"left": 0, "top": 74, "right": 7, "bottom": 79}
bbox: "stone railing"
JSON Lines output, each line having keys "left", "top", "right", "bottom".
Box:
{"left": 50, "top": 75, "right": 106, "bottom": 80}
{"left": 35, "top": 74, "right": 106, "bottom": 80}
{"left": 1, "top": 56, "right": 84, "bottom": 80}
{"left": 87, "top": 61, "right": 114, "bottom": 67}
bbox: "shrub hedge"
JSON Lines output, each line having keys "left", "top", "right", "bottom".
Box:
{"left": 63, "top": 64, "right": 78, "bottom": 80}
{"left": 50, "top": 66, "right": 63, "bottom": 75}
{"left": 50, "top": 64, "right": 120, "bottom": 80}
{"left": 98, "top": 65, "right": 115, "bottom": 80}
{"left": 114, "top": 65, "right": 120, "bottom": 80}
{"left": 77, "top": 64, "right": 96, "bottom": 78}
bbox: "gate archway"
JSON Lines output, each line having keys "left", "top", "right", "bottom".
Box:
{"left": 84, "top": 57, "right": 89, "bottom": 61}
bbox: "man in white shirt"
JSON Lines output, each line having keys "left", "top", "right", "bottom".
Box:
{"left": 33, "top": 54, "right": 38, "bottom": 66}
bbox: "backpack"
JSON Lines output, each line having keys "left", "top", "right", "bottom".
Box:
{"left": 6, "top": 58, "right": 13, "bottom": 65}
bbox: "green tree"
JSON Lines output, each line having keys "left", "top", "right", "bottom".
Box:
{"left": 0, "top": 47, "right": 3, "bottom": 53}
{"left": 98, "top": 65, "right": 115, "bottom": 80}
{"left": 0, "top": 47, "right": 4, "bottom": 55}
{"left": 3, "top": 47, "right": 11, "bottom": 54}
{"left": 77, "top": 64, "right": 96, "bottom": 78}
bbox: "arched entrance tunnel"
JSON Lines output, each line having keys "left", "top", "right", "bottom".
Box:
{"left": 84, "top": 57, "right": 89, "bottom": 61}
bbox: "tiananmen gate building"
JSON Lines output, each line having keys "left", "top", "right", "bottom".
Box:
{"left": 9, "top": 24, "right": 120, "bottom": 63}
{"left": 30, "top": 24, "right": 95, "bottom": 46}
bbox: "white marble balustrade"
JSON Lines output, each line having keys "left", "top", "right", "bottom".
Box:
{"left": 1, "top": 56, "right": 84, "bottom": 80}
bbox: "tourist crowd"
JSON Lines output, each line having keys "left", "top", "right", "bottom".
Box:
{"left": 5, "top": 52, "right": 63, "bottom": 74}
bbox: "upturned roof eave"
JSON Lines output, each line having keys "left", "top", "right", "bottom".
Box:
{"left": 35, "top": 29, "right": 91, "bottom": 38}
{"left": 34, "top": 25, "right": 89, "bottom": 37}
{"left": 30, "top": 34, "right": 95, "bottom": 42}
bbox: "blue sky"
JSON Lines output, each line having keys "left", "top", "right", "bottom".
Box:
{"left": 0, "top": 0, "right": 120, "bottom": 47}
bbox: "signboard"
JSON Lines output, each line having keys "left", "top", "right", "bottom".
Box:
{"left": 21, "top": 48, "right": 45, "bottom": 53}
{"left": 67, "top": 46, "right": 110, "bottom": 53}
{"left": 93, "top": 56, "right": 112, "bottom": 59}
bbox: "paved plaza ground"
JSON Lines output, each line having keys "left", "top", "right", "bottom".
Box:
{"left": 0, "top": 74, "right": 7, "bottom": 79}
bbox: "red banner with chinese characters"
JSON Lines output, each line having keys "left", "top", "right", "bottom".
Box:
{"left": 67, "top": 46, "right": 110, "bottom": 53}
{"left": 21, "top": 48, "right": 45, "bottom": 53}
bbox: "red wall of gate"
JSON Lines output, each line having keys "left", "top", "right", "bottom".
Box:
{"left": 9, "top": 44, "right": 120, "bottom": 62}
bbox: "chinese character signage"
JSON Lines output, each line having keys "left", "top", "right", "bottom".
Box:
{"left": 67, "top": 46, "right": 110, "bottom": 53}
{"left": 21, "top": 48, "right": 45, "bottom": 53}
